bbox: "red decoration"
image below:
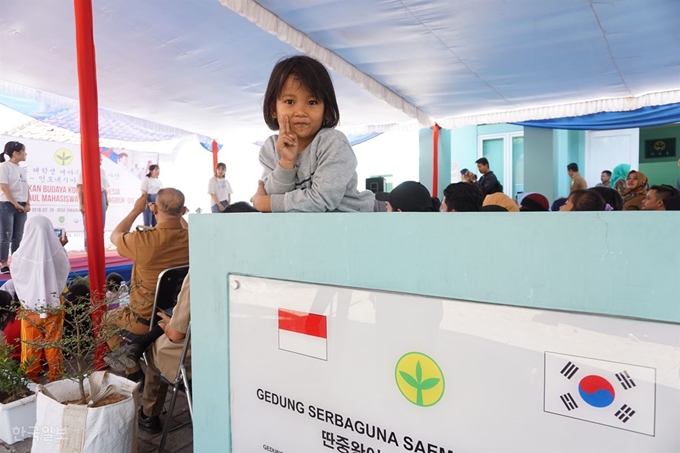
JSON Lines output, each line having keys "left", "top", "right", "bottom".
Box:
{"left": 212, "top": 140, "right": 219, "bottom": 170}
{"left": 432, "top": 123, "right": 440, "bottom": 197}
{"left": 74, "top": 0, "right": 106, "bottom": 369}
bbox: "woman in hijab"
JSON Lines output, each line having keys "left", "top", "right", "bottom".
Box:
{"left": 622, "top": 170, "right": 649, "bottom": 211}
{"left": 483, "top": 192, "right": 520, "bottom": 212}
{"left": 519, "top": 193, "right": 550, "bottom": 211}
{"left": 611, "top": 164, "right": 631, "bottom": 196}
{"left": 11, "top": 216, "right": 70, "bottom": 382}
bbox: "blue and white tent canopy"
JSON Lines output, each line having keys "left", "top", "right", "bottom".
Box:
{"left": 1, "top": 0, "right": 678, "bottom": 138}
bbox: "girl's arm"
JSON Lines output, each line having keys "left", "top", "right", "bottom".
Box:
{"left": 208, "top": 178, "right": 220, "bottom": 205}
{"left": 270, "top": 131, "right": 356, "bottom": 212}
{"left": 0, "top": 184, "right": 22, "bottom": 211}
{"left": 24, "top": 187, "right": 31, "bottom": 212}
{"left": 259, "top": 137, "right": 296, "bottom": 195}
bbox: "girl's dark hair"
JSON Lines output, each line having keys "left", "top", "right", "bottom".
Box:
{"left": 146, "top": 164, "right": 159, "bottom": 178}
{"left": 569, "top": 189, "right": 606, "bottom": 211}
{"left": 263, "top": 55, "right": 340, "bottom": 131}
{"left": 215, "top": 162, "right": 226, "bottom": 178}
{"left": 0, "top": 290, "right": 18, "bottom": 331}
{"left": 589, "top": 187, "right": 623, "bottom": 211}
{"left": 2, "top": 141, "right": 25, "bottom": 163}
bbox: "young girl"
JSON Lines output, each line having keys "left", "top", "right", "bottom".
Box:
{"left": 251, "top": 55, "right": 376, "bottom": 212}
{"left": 140, "top": 164, "right": 162, "bottom": 226}
{"left": 0, "top": 141, "right": 31, "bottom": 274}
{"left": 208, "top": 162, "right": 233, "bottom": 212}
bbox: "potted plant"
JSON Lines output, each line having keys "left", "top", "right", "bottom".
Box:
{"left": 0, "top": 343, "right": 36, "bottom": 444}
{"left": 21, "top": 283, "right": 140, "bottom": 453}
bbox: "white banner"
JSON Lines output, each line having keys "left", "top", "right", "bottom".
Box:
{"left": 228, "top": 276, "right": 680, "bottom": 453}
{"left": 1, "top": 136, "right": 157, "bottom": 232}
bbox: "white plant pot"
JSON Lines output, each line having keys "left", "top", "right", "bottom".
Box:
{"left": 30, "top": 372, "right": 139, "bottom": 453}
{"left": 0, "top": 391, "right": 37, "bottom": 444}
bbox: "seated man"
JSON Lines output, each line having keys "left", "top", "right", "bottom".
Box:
{"left": 642, "top": 185, "right": 678, "bottom": 210}
{"left": 441, "top": 182, "right": 484, "bottom": 212}
{"left": 105, "top": 188, "right": 189, "bottom": 382}
{"left": 138, "top": 273, "right": 191, "bottom": 434}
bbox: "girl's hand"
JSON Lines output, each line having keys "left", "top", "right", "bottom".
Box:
{"left": 218, "top": 203, "right": 226, "bottom": 212}
{"left": 13, "top": 203, "right": 25, "bottom": 213}
{"left": 24, "top": 203, "right": 31, "bottom": 213}
{"left": 276, "top": 115, "right": 298, "bottom": 169}
{"left": 250, "top": 181, "right": 271, "bottom": 212}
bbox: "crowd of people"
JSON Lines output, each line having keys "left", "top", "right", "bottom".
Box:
{"left": 0, "top": 54, "right": 678, "bottom": 436}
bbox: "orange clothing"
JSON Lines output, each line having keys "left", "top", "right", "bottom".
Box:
{"left": 21, "top": 311, "right": 64, "bottom": 382}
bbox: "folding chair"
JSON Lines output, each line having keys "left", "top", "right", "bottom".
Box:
{"left": 140, "top": 265, "right": 189, "bottom": 368}
{"left": 158, "top": 323, "right": 192, "bottom": 453}
{"left": 149, "top": 265, "right": 190, "bottom": 330}
{"left": 118, "top": 265, "right": 189, "bottom": 367}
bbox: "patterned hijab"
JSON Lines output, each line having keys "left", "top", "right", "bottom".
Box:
{"left": 622, "top": 170, "right": 648, "bottom": 200}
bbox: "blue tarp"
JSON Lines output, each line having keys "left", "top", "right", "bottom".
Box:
{"left": 515, "top": 103, "right": 680, "bottom": 130}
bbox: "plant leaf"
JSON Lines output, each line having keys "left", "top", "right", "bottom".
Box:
{"left": 419, "top": 377, "right": 440, "bottom": 390}
{"left": 399, "top": 371, "right": 419, "bottom": 389}
{"left": 416, "top": 361, "right": 422, "bottom": 383}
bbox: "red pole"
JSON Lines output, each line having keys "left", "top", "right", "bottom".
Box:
{"left": 212, "top": 140, "right": 219, "bottom": 170}
{"left": 432, "top": 123, "right": 440, "bottom": 197}
{"left": 74, "top": 0, "right": 106, "bottom": 369}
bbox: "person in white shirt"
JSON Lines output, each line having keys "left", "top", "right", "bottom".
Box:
{"left": 77, "top": 154, "right": 110, "bottom": 249}
{"left": 208, "top": 162, "right": 233, "bottom": 212}
{"left": 140, "top": 164, "right": 162, "bottom": 227}
{"left": 0, "top": 141, "right": 31, "bottom": 274}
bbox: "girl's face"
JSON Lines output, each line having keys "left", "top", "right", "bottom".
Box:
{"left": 217, "top": 167, "right": 226, "bottom": 178}
{"left": 12, "top": 147, "right": 27, "bottom": 162}
{"left": 275, "top": 76, "right": 325, "bottom": 150}
{"left": 626, "top": 172, "right": 638, "bottom": 189}
{"left": 152, "top": 167, "right": 160, "bottom": 178}
{"left": 560, "top": 197, "right": 574, "bottom": 211}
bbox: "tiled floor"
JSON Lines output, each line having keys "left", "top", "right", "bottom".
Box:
{"left": 0, "top": 390, "right": 193, "bottom": 453}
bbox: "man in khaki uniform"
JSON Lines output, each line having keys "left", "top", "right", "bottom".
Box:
{"left": 138, "top": 273, "right": 191, "bottom": 433}
{"left": 105, "top": 188, "right": 189, "bottom": 381}
{"left": 567, "top": 163, "right": 588, "bottom": 193}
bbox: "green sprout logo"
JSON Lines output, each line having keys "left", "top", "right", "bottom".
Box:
{"left": 395, "top": 352, "right": 444, "bottom": 407}
{"left": 54, "top": 148, "right": 73, "bottom": 166}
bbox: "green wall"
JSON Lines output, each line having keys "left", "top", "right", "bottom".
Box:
{"left": 524, "top": 127, "right": 555, "bottom": 201}
{"left": 189, "top": 212, "right": 680, "bottom": 452}
{"left": 639, "top": 124, "right": 680, "bottom": 187}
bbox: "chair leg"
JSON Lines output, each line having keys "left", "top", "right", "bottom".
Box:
{"left": 181, "top": 371, "right": 193, "bottom": 421}
{"left": 158, "top": 387, "right": 180, "bottom": 453}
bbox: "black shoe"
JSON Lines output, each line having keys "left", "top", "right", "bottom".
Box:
{"left": 0, "top": 266, "right": 9, "bottom": 274}
{"left": 138, "top": 408, "right": 161, "bottom": 434}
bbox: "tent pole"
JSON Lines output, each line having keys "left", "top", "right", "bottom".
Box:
{"left": 432, "top": 123, "right": 440, "bottom": 198}
{"left": 74, "top": 0, "right": 106, "bottom": 369}
{"left": 212, "top": 140, "right": 219, "bottom": 170}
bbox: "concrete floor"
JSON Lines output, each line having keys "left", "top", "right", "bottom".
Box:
{"left": 0, "top": 390, "right": 193, "bottom": 453}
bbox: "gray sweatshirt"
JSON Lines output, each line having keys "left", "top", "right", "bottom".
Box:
{"left": 259, "top": 128, "right": 375, "bottom": 212}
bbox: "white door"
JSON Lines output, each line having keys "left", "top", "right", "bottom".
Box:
{"left": 585, "top": 129, "right": 639, "bottom": 187}
{"left": 478, "top": 132, "right": 524, "bottom": 197}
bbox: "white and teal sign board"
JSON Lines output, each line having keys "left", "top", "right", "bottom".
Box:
{"left": 228, "top": 275, "right": 679, "bottom": 452}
